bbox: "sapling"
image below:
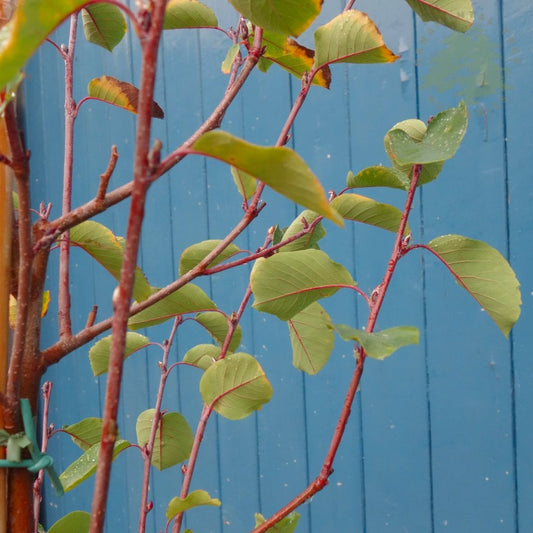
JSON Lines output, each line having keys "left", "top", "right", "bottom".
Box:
{"left": 0, "top": 1, "right": 521, "bottom": 532}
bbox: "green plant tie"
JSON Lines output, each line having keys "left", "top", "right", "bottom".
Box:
{"left": 0, "top": 399, "right": 63, "bottom": 496}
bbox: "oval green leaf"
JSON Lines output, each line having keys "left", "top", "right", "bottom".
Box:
{"left": 279, "top": 209, "right": 326, "bottom": 253}
{"left": 0, "top": 0, "right": 89, "bottom": 90}
{"left": 404, "top": 0, "right": 474, "bottom": 33}
{"left": 166, "top": 490, "right": 221, "bottom": 520}
{"left": 385, "top": 102, "right": 468, "bottom": 166}
{"left": 128, "top": 284, "right": 216, "bottom": 330}
{"left": 289, "top": 302, "right": 334, "bottom": 375}
{"left": 179, "top": 239, "right": 241, "bottom": 275}
{"left": 251, "top": 249, "right": 355, "bottom": 320}
{"left": 164, "top": 0, "right": 218, "bottom": 29}
{"left": 62, "top": 418, "right": 103, "bottom": 451}
{"left": 81, "top": 4, "right": 126, "bottom": 52}
{"left": 347, "top": 166, "right": 411, "bottom": 191}
{"left": 69, "top": 220, "right": 151, "bottom": 302}
{"left": 331, "top": 193, "right": 410, "bottom": 235}
{"left": 192, "top": 131, "right": 343, "bottom": 226}
{"left": 87, "top": 76, "right": 164, "bottom": 119}
{"left": 427, "top": 235, "right": 521, "bottom": 337}
{"left": 314, "top": 10, "right": 399, "bottom": 69}
{"left": 60, "top": 440, "right": 130, "bottom": 492}
{"left": 183, "top": 344, "right": 221, "bottom": 370}
{"left": 199, "top": 353, "right": 273, "bottom": 420}
{"left": 227, "top": 0, "right": 321, "bottom": 37}
{"left": 48, "top": 511, "right": 90, "bottom": 533}
{"left": 89, "top": 332, "right": 149, "bottom": 376}
{"left": 334, "top": 324, "right": 420, "bottom": 360}
{"left": 195, "top": 311, "right": 242, "bottom": 352}
{"left": 136, "top": 409, "right": 194, "bottom": 470}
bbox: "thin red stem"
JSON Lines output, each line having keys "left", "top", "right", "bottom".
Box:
{"left": 138, "top": 317, "right": 181, "bottom": 533}
{"left": 252, "top": 165, "right": 422, "bottom": 532}
{"left": 58, "top": 13, "right": 78, "bottom": 339}
{"left": 89, "top": 3, "right": 167, "bottom": 531}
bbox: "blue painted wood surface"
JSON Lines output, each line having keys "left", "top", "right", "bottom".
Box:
{"left": 20, "top": 0, "right": 532, "bottom": 531}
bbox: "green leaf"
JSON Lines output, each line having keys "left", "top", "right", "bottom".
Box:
{"left": 136, "top": 409, "right": 194, "bottom": 470}
{"left": 69, "top": 221, "right": 151, "bottom": 302}
{"left": 195, "top": 311, "right": 242, "bottom": 352}
{"left": 0, "top": 0, "right": 89, "bottom": 91}
{"left": 60, "top": 440, "right": 130, "bottom": 492}
{"left": 0, "top": 72, "right": 23, "bottom": 119}
{"left": 166, "top": 490, "right": 221, "bottom": 520}
{"left": 288, "top": 302, "right": 334, "bottom": 375}
{"left": 331, "top": 193, "right": 409, "bottom": 235}
{"left": 48, "top": 511, "right": 90, "bottom": 533}
{"left": 200, "top": 353, "right": 273, "bottom": 420}
{"left": 279, "top": 210, "right": 326, "bottom": 253}
{"left": 314, "top": 10, "right": 399, "bottom": 69}
{"left": 183, "top": 344, "right": 220, "bottom": 370}
{"left": 231, "top": 166, "right": 257, "bottom": 200}
{"left": 404, "top": 0, "right": 474, "bottom": 33}
{"left": 254, "top": 512, "right": 301, "bottom": 532}
{"left": 385, "top": 102, "right": 468, "bottom": 166}
{"left": 164, "top": 0, "right": 218, "bottom": 29}
{"left": 427, "top": 235, "right": 521, "bottom": 336}
{"left": 256, "top": 30, "right": 331, "bottom": 88}
{"left": 221, "top": 43, "right": 240, "bottom": 74}
{"left": 128, "top": 284, "right": 216, "bottom": 330}
{"left": 62, "top": 418, "right": 103, "bottom": 451}
{"left": 227, "top": 0, "right": 321, "bottom": 37}
{"left": 192, "top": 131, "right": 343, "bottom": 226}
{"left": 334, "top": 324, "right": 420, "bottom": 360}
{"left": 81, "top": 4, "right": 126, "bottom": 52}
{"left": 89, "top": 332, "right": 149, "bottom": 376}
{"left": 251, "top": 249, "right": 355, "bottom": 320}
{"left": 383, "top": 118, "right": 445, "bottom": 185}
{"left": 347, "top": 166, "right": 410, "bottom": 191}
{"left": 87, "top": 76, "right": 164, "bottom": 119}
{"left": 179, "top": 239, "right": 241, "bottom": 276}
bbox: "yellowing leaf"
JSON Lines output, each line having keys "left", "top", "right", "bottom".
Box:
{"left": 192, "top": 131, "right": 343, "bottom": 226}
{"left": 314, "top": 10, "right": 399, "bottom": 68}
{"left": 405, "top": 0, "right": 474, "bottom": 33}
{"left": 227, "top": 0, "right": 322, "bottom": 37}
{"left": 0, "top": 0, "right": 89, "bottom": 90}
{"left": 259, "top": 31, "right": 331, "bottom": 88}
{"left": 87, "top": 76, "right": 164, "bottom": 119}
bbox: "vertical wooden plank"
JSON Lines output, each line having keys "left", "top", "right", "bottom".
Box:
{"left": 502, "top": 1, "right": 533, "bottom": 531}
{"left": 417, "top": 0, "right": 517, "bottom": 530}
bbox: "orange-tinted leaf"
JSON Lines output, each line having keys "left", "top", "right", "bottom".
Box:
{"left": 87, "top": 76, "right": 164, "bottom": 119}
{"left": 314, "top": 10, "right": 399, "bottom": 68}
{"left": 259, "top": 31, "right": 330, "bottom": 88}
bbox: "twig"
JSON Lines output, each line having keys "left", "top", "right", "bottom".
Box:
{"left": 33, "top": 382, "right": 52, "bottom": 533}
{"left": 138, "top": 317, "right": 182, "bottom": 533}
{"left": 89, "top": 2, "right": 168, "bottom": 532}
{"left": 96, "top": 146, "right": 119, "bottom": 204}
{"left": 252, "top": 165, "right": 423, "bottom": 532}
{"left": 58, "top": 13, "right": 78, "bottom": 339}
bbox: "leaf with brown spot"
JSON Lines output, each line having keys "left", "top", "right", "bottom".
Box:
{"left": 258, "top": 30, "right": 331, "bottom": 88}
{"left": 87, "top": 76, "right": 164, "bottom": 119}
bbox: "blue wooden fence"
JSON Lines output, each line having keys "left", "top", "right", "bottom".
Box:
{"left": 21, "top": 0, "right": 532, "bottom": 531}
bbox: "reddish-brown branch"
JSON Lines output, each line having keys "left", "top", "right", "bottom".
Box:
{"left": 58, "top": 13, "right": 78, "bottom": 339}
{"left": 96, "top": 146, "right": 119, "bottom": 204}
{"left": 89, "top": 2, "right": 167, "bottom": 531}
{"left": 252, "top": 166, "right": 422, "bottom": 531}
{"left": 138, "top": 317, "right": 181, "bottom": 533}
